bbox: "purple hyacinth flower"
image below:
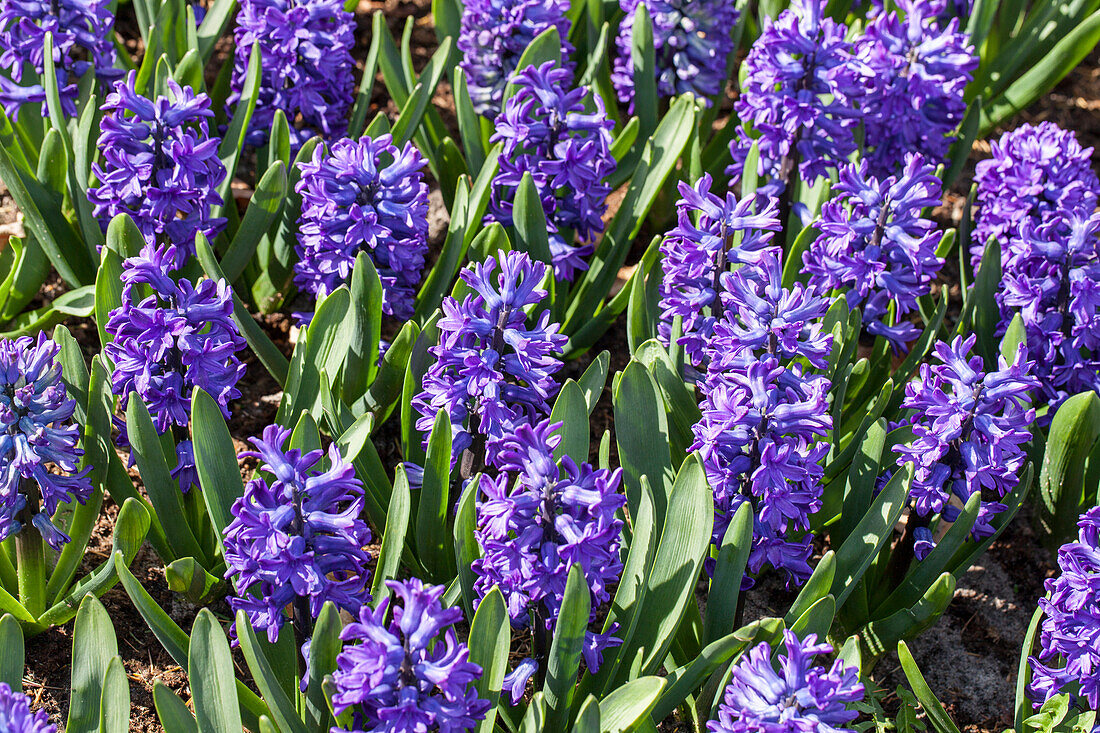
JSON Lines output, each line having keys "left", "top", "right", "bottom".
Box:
{"left": 228, "top": 0, "right": 356, "bottom": 148}
{"left": 709, "top": 630, "right": 864, "bottom": 733}
{"left": 1029, "top": 505, "right": 1100, "bottom": 710}
{"left": 729, "top": 0, "right": 862, "bottom": 196}
{"left": 473, "top": 418, "right": 626, "bottom": 702}
{"left": 612, "top": 0, "right": 738, "bottom": 110}
{"left": 692, "top": 253, "right": 833, "bottom": 587}
{"left": 0, "top": 334, "right": 92, "bottom": 551}
{"left": 972, "top": 122, "right": 1100, "bottom": 271}
{"left": 330, "top": 578, "right": 489, "bottom": 732}
{"left": 104, "top": 244, "right": 245, "bottom": 493}
{"left": 854, "top": 0, "right": 976, "bottom": 178}
{"left": 413, "top": 251, "right": 566, "bottom": 466}
{"left": 806, "top": 153, "right": 945, "bottom": 351}
{"left": 1002, "top": 211, "right": 1100, "bottom": 415}
{"left": 488, "top": 62, "right": 616, "bottom": 282}
{"left": 88, "top": 71, "right": 226, "bottom": 266}
{"left": 458, "top": 0, "right": 573, "bottom": 118}
{"left": 0, "top": 682, "right": 55, "bottom": 732}
{"left": 659, "top": 173, "right": 782, "bottom": 369}
{"left": 0, "top": 0, "right": 119, "bottom": 118}
{"left": 294, "top": 135, "right": 429, "bottom": 319}
{"left": 894, "top": 335, "right": 1037, "bottom": 552}
{"left": 223, "top": 425, "right": 372, "bottom": 645}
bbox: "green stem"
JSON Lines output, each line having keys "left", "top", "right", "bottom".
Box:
{"left": 15, "top": 479, "right": 45, "bottom": 619}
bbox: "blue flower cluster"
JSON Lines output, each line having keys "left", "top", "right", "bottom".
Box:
{"left": 692, "top": 253, "right": 833, "bottom": 587}
{"left": 228, "top": 0, "right": 356, "bottom": 147}
{"left": 658, "top": 174, "right": 782, "bottom": 369}
{"left": 413, "top": 251, "right": 566, "bottom": 466}
{"left": 89, "top": 72, "right": 226, "bottom": 266}
{"left": 1029, "top": 506, "right": 1100, "bottom": 711}
{"left": 330, "top": 578, "right": 489, "bottom": 732}
{"left": 612, "top": 0, "right": 738, "bottom": 110}
{"left": 0, "top": 682, "right": 54, "bottom": 733}
{"left": 710, "top": 631, "right": 864, "bottom": 733}
{"left": 0, "top": 0, "right": 119, "bottom": 118}
{"left": 457, "top": 0, "right": 572, "bottom": 118}
{"left": 894, "top": 335, "right": 1037, "bottom": 557}
{"left": 223, "top": 425, "right": 372, "bottom": 645}
{"left": 1002, "top": 212, "right": 1100, "bottom": 413}
{"left": 0, "top": 334, "right": 92, "bottom": 551}
{"left": 105, "top": 244, "right": 245, "bottom": 493}
{"left": 488, "top": 62, "right": 616, "bottom": 282}
{"left": 854, "top": 0, "right": 976, "bottom": 177}
{"left": 730, "top": 0, "right": 861, "bottom": 195}
{"left": 473, "top": 418, "right": 625, "bottom": 701}
{"left": 295, "top": 135, "right": 430, "bottom": 319}
{"left": 806, "top": 154, "right": 944, "bottom": 351}
{"left": 972, "top": 122, "right": 1099, "bottom": 271}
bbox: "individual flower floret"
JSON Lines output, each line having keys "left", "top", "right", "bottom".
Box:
{"left": 806, "top": 154, "right": 944, "bottom": 351}
{"left": 294, "top": 135, "right": 429, "bottom": 319}
{"left": 488, "top": 62, "right": 616, "bottom": 282}
{"left": 971, "top": 122, "right": 1099, "bottom": 271}
{"left": 894, "top": 335, "right": 1037, "bottom": 558}
{"left": 709, "top": 631, "right": 864, "bottom": 733}
{"left": 1002, "top": 212, "right": 1100, "bottom": 414}
{"left": 0, "top": 0, "right": 119, "bottom": 118}
{"left": 228, "top": 0, "right": 356, "bottom": 148}
{"left": 88, "top": 71, "right": 226, "bottom": 267}
{"left": 0, "top": 682, "right": 55, "bottom": 732}
{"left": 1029, "top": 505, "right": 1100, "bottom": 711}
{"left": 693, "top": 253, "right": 832, "bottom": 587}
{"left": 658, "top": 174, "right": 782, "bottom": 369}
{"left": 223, "top": 425, "right": 372, "bottom": 645}
{"left": 0, "top": 334, "right": 92, "bottom": 551}
{"left": 413, "top": 251, "right": 566, "bottom": 467}
{"left": 330, "top": 578, "right": 489, "bottom": 733}
{"left": 458, "top": 0, "right": 572, "bottom": 118}
{"left": 612, "top": 0, "right": 738, "bottom": 110}
{"left": 729, "top": 0, "right": 862, "bottom": 196}
{"left": 853, "top": 0, "right": 977, "bottom": 178}
{"left": 104, "top": 244, "right": 245, "bottom": 492}
{"left": 473, "top": 418, "right": 626, "bottom": 701}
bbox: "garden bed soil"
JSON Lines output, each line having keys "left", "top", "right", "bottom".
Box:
{"left": 7, "top": 0, "right": 1100, "bottom": 728}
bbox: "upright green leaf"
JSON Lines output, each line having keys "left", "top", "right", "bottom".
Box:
{"left": 67, "top": 596, "right": 118, "bottom": 733}
{"left": 190, "top": 610, "right": 243, "bottom": 733}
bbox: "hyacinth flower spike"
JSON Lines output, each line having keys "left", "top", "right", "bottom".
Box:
{"left": 223, "top": 424, "right": 372, "bottom": 674}
{"left": 0, "top": 334, "right": 93, "bottom": 618}
{"left": 0, "top": 682, "right": 55, "bottom": 732}
{"left": 472, "top": 418, "right": 626, "bottom": 701}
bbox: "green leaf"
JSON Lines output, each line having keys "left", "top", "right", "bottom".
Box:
{"left": 197, "top": 0, "right": 238, "bottom": 62}
{"left": 786, "top": 551, "right": 836, "bottom": 626}
{"left": 704, "top": 502, "right": 753, "bottom": 645}
{"left": 830, "top": 466, "right": 911, "bottom": 609}
{"left": 306, "top": 603, "right": 342, "bottom": 731}
{"left": 277, "top": 287, "right": 352, "bottom": 422}
{"left": 503, "top": 27, "right": 563, "bottom": 103}
{"left": 834, "top": 419, "right": 887, "bottom": 545}
{"left": 627, "top": 3, "right": 657, "bottom": 137}
{"left": 1015, "top": 607, "right": 1044, "bottom": 731}
{"left": 544, "top": 564, "right": 590, "bottom": 728}
{"left": 957, "top": 238, "right": 1001, "bottom": 365}
{"left": 216, "top": 42, "right": 261, "bottom": 221}
{"left": 220, "top": 161, "right": 287, "bottom": 283}
{"left": 341, "top": 252, "right": 384, "bottom": 401}
{"left": 470, "top": 588, "right": 510, "bottom": 733}
{"left": 191, "top": 386, "right": 243, "bottom": 550}
{"left": 861, "top": 573, "right": 956, "bottom": 661}
{"left": 452, "top": 67, "right": 485, "bottom": 172}
{"left": 165, "top": 558, "right": 224, "bottom": 606}
{"left": 67, "top": 595, "right": 118, "bottom": 733}
{"left": 514, "top": 172, "right": 554, "bottom": 267}
{"left": 417, "top": 409, "right": 456, "bottom": 581}
{"left": 617, "top": 455, "right": 712, "bottom": 680}
{"left": 897, "top": 641, "right": 963, "bottom": 733}
{"left": 0, "top": 615, "right": 23, "bottom": 690}
{"left": 235, "top": 612, "right": 311, "bottom": 733}
{"left": 126, "top": 398, "right": 208, "bottom": 564}
{"left": 613, "top": 361, "right": 674, "bottom": 528}
{"left": 99, "top": 656, "right": 130, "bottom": 733}
{"left": 359, "top": 319, "right": 419, "bottom": 424}
{"left": 391, "top": 38, "right": 454, "bottom": 147}
{"left": 789, "top": 595, "right": 836, "bottom": 641}
{"left": 598, "top": 677, "right": 666, "bottom": 733}
{"left": 1039, "top": 391, "right": 1100, "bottom": 546}
{"left": 577, "top": 352, "right": 610, "bottom": 414}
{"left": 190, "top": 610, "right": 242, "bottom": 733}
{"left": 453, "top": 477, "right": 480, "bottom": 619}
{"left": 549, "top": 381, "right": 590, "bottom": 465}
{"left": 571, "top": 696, "right": 601, "bottom": 733}
{"left": 372, "top": 465, "right": 411, "bottom": 600}
{"left": 154, "top": 683, "right": 198, "bottom": 733}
